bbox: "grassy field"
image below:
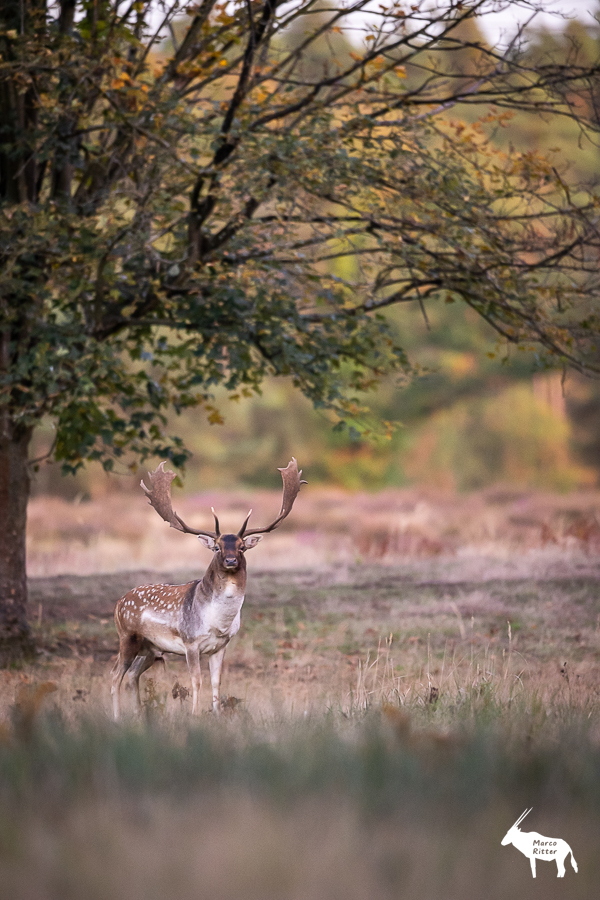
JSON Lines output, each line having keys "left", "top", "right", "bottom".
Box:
{"left": 1, "top": 552, "right": 599, "bottom": 897}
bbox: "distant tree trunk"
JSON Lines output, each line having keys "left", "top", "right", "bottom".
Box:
{"left": 0, "top": 420, "right": 35, "bottom": 665}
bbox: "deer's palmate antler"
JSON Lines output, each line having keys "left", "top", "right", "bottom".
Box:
{"left": 140, "top": 460, "right": 221, "bottom": 537}
{"left": 111, "top": 459, "right": 306, "bottom": 719}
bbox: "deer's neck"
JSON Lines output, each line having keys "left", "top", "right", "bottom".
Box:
{"left": 202, "top": 555, "right": 247, "bottom": 601}
{"left": 181, "top": 557, "right": 247, "bottom": 644}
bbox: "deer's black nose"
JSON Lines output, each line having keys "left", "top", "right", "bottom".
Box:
{"left": 225, "top": 556, "right": 238, "bottom": 568}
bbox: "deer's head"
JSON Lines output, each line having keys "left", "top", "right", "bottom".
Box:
{"left": 197, "top": 529, "right": 262, "bottom": 572}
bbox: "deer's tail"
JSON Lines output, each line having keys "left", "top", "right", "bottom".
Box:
{"left": 569, "top": 849, "right": 578, "bottom": 873}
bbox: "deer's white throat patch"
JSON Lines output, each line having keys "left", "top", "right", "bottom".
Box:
{"left": 202, "top": 585, "right": 244, "bottom": 638}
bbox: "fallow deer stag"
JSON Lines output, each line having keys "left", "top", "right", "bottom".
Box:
{"left": 111, "top": 458, "right": 305, "bottom": 719}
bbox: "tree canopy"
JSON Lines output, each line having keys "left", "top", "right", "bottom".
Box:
{"left": 2, "top": 0, "right": 600, "bottom": 661}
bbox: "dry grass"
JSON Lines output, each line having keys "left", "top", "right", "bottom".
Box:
{"left": 26, "top": 485, "right": 600, "bottom": 575}
{"left": 0, "top": 671, "right": 598, "bottom": 900}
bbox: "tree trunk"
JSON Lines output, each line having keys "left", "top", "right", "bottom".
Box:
{"left": 0, "top": 423, "right": 35, "bottom": 665}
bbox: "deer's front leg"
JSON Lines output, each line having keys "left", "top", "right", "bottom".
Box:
{"left": 530, "top": 856, "right": 536, "bottom": 878}
{"left": 209, "top": 646, "right": 227, "bottom": 714}
{"left": 185, "top": 646, "right": 203, "bottom": 714}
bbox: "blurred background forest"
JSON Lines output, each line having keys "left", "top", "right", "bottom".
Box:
{"left": 30, "top": 7, "right": 600, "bottom": 499}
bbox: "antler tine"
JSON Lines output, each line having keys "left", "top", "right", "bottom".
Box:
{"left": 141, "top": 462, "right": 218, "bottom": 538}
{"left": 237, "top": 509, "right": 253, "bottom": 537}
{"left": 243, "top": 458, "right": 306, "bottom": 537}
{"left": 211, "top": 507, "right": 221, "bottom": 537}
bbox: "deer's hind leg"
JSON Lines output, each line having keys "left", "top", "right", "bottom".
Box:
{"left": 127, "top": 641, "right": 162, "bottom": 712}
{"left": 112, "top": 633, "right": 144, "bottom": 720}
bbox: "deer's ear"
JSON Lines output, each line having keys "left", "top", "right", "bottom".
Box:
{"left": 197, "top": 535, "right": 218, "bottom": 551}
{"left": 243, "top": 535, "right": 263, "bottom": 550}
